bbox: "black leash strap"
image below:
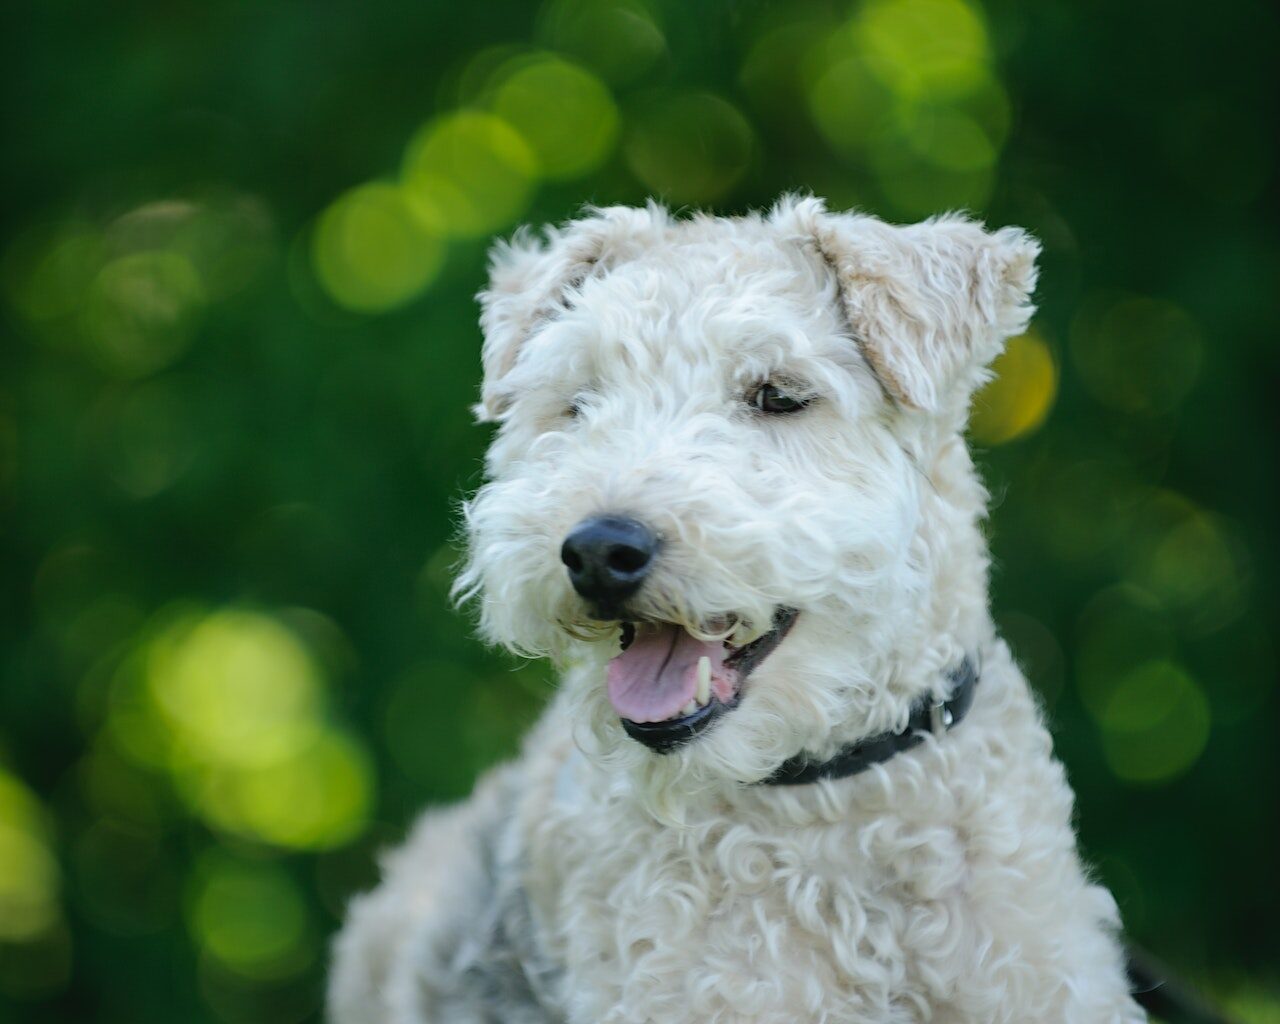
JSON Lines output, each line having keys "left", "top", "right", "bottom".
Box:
{"left": 761, "top": 656, "right": 979, "bottom": 786}
{"left": 1127, "top": 945, "right": 1238, "bottom": 1024}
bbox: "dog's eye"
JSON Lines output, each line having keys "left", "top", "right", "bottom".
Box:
{"left": 752, "top": 383, "right": 808, "bottom": 414}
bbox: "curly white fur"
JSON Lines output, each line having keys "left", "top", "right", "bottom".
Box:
{"left": 328, "top": 196, "right": 1145, "bottom": 1023}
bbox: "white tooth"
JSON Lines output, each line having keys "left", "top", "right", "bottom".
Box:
{"left": 696, "top": 656, "right": 711, "bottom": 705}
{"left": 681, "top": 700, "right": 699, "bottom": 717}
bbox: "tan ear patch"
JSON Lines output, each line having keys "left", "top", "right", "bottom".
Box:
{"left": 772, "top": 195, "right": 1039, "bottom": 418}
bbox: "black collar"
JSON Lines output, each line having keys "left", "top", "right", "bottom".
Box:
{"left": 760, "top": 656, "right": 979, "bottom": 786}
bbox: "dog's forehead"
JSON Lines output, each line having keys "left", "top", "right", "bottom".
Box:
{"left": 531, "top": 228, "right": 843, "bottom": 378}
{"left": 596, "top": 221, "right": 822, "bottom": 306}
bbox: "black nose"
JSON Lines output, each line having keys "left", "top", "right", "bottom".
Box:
{"left": 560, "top": 515, "right": 658, "bottom": 612}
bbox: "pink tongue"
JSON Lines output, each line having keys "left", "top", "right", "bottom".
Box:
{"left": 607, "top": 624, "right": 732, "bottom": 723}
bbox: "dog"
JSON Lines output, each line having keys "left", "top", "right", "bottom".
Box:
{"left": 327, "top": 196, "right": 1147, "bottom": 1023}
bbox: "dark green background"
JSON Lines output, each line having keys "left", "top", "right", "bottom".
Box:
{"left": 2, "top": 1, "right": 1277, "bottom": 1021}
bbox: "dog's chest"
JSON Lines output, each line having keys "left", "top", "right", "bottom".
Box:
{"left": 527, "top": 777, "right": 972, "bottom": 1023}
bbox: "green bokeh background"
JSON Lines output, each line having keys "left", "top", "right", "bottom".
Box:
{"left": 2, "top": 1, "right": 1277, "bottom": 1021}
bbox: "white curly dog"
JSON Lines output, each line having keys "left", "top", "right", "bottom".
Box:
{"left": 328, "top": 196, "right": 1146, "bottom": 1023}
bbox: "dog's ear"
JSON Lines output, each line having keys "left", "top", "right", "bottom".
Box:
{"left": 476, "top": 203, "right": 668, "bottom": 421}
{"left": 774, "top": 196, "right": 1040, "bottom": 418}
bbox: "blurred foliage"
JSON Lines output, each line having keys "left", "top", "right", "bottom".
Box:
{"left": 1, "top": 0, "right": 1277, "bottom": 1021}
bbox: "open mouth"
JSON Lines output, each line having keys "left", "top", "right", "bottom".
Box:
{"left": 611, "top": 608, "right": 798, "bottom": 754}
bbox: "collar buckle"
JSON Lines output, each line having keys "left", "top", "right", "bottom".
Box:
{"left": 929, "top": 698, "right": 953, "bottom": 736}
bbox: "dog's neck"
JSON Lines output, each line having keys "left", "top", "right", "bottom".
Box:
{"left": 815, "top": 432, "right": 994, "bottom": 745}
{"left": 751, "top": 436, "right": 996, "bottom": 795}
{"left": 758, "top": 654, "right": 980, "bottom": 786}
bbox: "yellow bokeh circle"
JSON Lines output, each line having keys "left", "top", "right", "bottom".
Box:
{"left": 1100, "top": 660, "right": 1211, "bottom": 784}
{"left": 970, "top": 331, "right": 1058, "bottom": 445}
{"left": 0, "top": 771, "right": 60, "bottom": 942}
{"left": 491, "top": 56, "right": 619, "bottom": 180}
{"left": 624, "top": 91, "right": 755, "bottom": 203}
{"left": 536, "top": 0, "right": 666, "bottom": 86}
{"left": 854, "top": 0, "right": 990, "bottom": 99}
{"left": 312, "top": 182, "right": 444, "bottom": 313}
{"left": 1122, "top": 492, "right": 1247, "bottom": 634}
{"left": 121, "top": 607, "right": 374, "bottom": 850}
{"left": 188, "top": 853, "right": 312, "bottom": 979}
{"left": 146, "top": 609, "right": 324, "bottom": 770}
{"left": 82, "top": 250, "right": 205, "bottom": 377}
{"left": 401, "top": 110, "right": 536, "bottom": 238}
{"left": 229, "top": 731, "right": 373, "bottom": 850}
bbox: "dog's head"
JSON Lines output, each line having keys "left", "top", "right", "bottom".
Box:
{"left": 456, "top": 196, "right": 1037, "bottom": 789}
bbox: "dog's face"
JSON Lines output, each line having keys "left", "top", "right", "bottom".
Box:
{"left": 458, "top": 196, "right": 1037, "bottom": 786}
